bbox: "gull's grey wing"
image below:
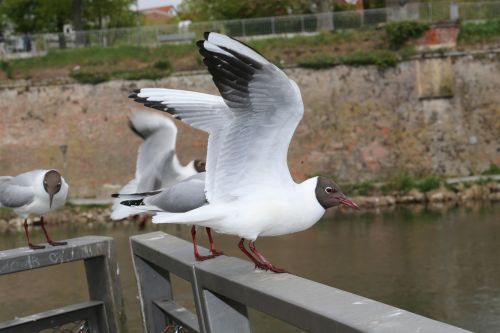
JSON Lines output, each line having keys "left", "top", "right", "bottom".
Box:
{"left": 196, "top": 32, "right": 304, "bottom": 203}
{"left": 0, "top": 176, "right": 12, "bottom": 187}
{"left": 144, "top": 172, "right": 206, "bottom": 213}
{"left": 129, "top": 110, "right": 181, "bottom": 191}
{"left": 129, "top": 89, "right": 232, "bottom": 202}
{"left": 0, "top": 181, "right": 35, "bottom": 208}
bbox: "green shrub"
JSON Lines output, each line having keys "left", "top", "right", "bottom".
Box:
{"left": 340, "top": 50, "right": 399, "bottom": 68}
{"left": 385, "top": 21, "right": 429, "bottom": 49}
{"left": 70, "top": 71, "right": 111, "bottom": 84}
{"left": 416, "top": 176, "right": 441, "bottom": 192}
{"left": 70, "top": 64, "right": 171, "bottom": 84}
{"left": 297, "top": 54, "right": 337, "bottom": 69}
{"left": 353, "top": 181, "right": 376, "bottom": 196}
{"left": 459, "top": 19, "right": 500, "bottom": 44}
{"left": 382, "top": 174, "right": 442, "bottom": 193}
{"left": 0, "top": 61, "right": 13, "bottom": 79}
{"left": 153, "top": 59, "right": 171, "bottom": 70}
{"left": 482, "top": 164, "right": 500, "bottom": 175}
{"left": 120, "top": 67, "right": 170, "bottom": 81}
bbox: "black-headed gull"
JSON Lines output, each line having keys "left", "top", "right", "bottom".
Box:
{"left": 0, "top": 169, "right": 69, "bottom": 249}
{"left": 127, "top": 32, "right": 358, "bottom": 272}
{"left": 111, "top": 110, "right": 205, "bottom": 223}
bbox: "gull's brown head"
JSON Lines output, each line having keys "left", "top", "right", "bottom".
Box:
{"left": 315, "top": 177, "right": 359, "bottom": 210}
{"left": 43, "top": 170, "right": 62, "bottom": 208}
{"left": 194, "top": 159, "right": 206, "bottom": 173}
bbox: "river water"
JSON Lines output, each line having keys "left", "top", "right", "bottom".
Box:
{"left": 0, "top": 203, "right": 499, "bottom": 332}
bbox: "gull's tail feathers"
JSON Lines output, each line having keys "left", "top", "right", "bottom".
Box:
{"left": 128, "top": 110, "right": 176, "bottom": 140}
{"left": 152, "top": 205, "right": 223, "bottom": 225}
{"left": 111, "top": 179, "right": 141, "bottom": 220}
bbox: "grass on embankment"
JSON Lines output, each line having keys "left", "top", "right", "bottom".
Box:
{"left": 2, "top": 29, "right": 386, "bottom": 82}
{"left": 458, "top": 19, "right": 500, "bottom": 45}
{"left": 0, "top": 19, "right": 499, "bottom": 83}
{"left": 340, "top": 164, "right": 500, "bottom": 197}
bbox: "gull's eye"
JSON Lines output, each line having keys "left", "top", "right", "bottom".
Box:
{"left": 325, "top": 187, "right": 333, "bottom": 193}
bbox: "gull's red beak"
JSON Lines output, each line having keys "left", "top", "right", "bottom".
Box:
{"left": 338, "top": 197, "right": 359, "bottom": 209}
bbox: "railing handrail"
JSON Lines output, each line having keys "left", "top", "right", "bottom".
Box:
{"left": 131, "top": 231, "right": 471, "bottom": 333}
{"left": 0, "top": 236, "right": 126, "bottom": 333}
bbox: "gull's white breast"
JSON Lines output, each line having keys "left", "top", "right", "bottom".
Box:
{"left": 205, "top": 178, "right": 325, "bottom": 240}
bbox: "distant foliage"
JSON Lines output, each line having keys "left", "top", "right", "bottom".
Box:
{"left": 153, "top": 60, "right": 172, "bottom": 70}
{"left": 0, "top": 0, "right": 136, "bottom": 34}
{"left": 297, "top": 54, "right": 337, "bottom": 69}
{"left": 70, "top": 71, "right": 111, "bottom": 84}
{"left": 298, "top": 50, "right": 399, "bottom": 69}
{"left": 481, "top": 164, "right": 500, "bottom": 175}
{"left": 70, "top": 62, "right": 171, "bottom": 84}
{"left": 385, "top": 21, "right": 429, "bottom": 49}
{"left": 382, "top": 174, "right": 442, "bottom": 194}
{"left": 459, "top": 19, "right": 500, "bottom": 44}
{"left": 177, "top": 0, "right": 310, "bottom": 21}
{"left": 0, "top": 61, "right": 13, "bottom": 79}
{"left": 340, "top": 50, "right": 399, "bottom": 68}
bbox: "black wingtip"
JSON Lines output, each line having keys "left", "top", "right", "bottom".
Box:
{"left": 133, "top": 89, "right": 140, "bottom": 93}
{"left": 111, "top": 193, "right": 119, "bottom": 198}
{"left": 203, "top": 31, "right": 210, "bottom": 40}
{"left": 196, "top": 40, "right": 204, "bottom": 48}
{"left": 134, "top": 97, "right": 148, "bottom": 103}
{"left": 120, "top": 199, "right": 144, "bottom": 207}
{"left": 128, "top": 93, "right": 137, "bottom": 99}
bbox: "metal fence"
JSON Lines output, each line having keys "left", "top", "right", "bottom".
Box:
{"left": 131, "top": 231, "right": 471, "bottom": 333}
{"left": 0, "top": 236, "right": 125, "bottom": 333}
{"left": 1, "top": 0, "right": 499, "bottom": 58}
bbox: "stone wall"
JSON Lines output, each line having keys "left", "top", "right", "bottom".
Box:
{"left": 0, "top": 53, "right": 498, "bottom": 197}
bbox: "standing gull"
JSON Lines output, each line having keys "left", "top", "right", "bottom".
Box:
{"left": 0, "top": 169, "right": 69, "bottom": 249}
{"left": 111, "top": 110, "right": 206, "bottom": 222}
{"left": 127, "top": 32, "right": 358, "bottom": 272}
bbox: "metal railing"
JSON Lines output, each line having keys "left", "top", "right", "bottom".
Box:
{"left": 0, "top": 236, "right": 126, "bottom": 333}
{"left": 1, "top": 1, "right": 499, "bottom": 58}
{"left": 131, "top": 231, "right": 471, "bottom": 333}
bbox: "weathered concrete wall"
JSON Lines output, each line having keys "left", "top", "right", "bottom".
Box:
{"left": 0, "top": 53, "right": 498, "bottom": 197}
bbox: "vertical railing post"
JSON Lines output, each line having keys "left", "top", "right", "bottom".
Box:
{"left": 301, "top": 15, "right": 305, "bottom": 32}
{"left": 271, "top": 17, "right": 276, "bottom": 35}
{"left": 132, "top": 254, "right": 174, "bottom": 333}
{"left": 196, "top": 288, "right": 251, "bottom": 333}
{"left": 84, "top": 239, "right": 126, "bottom": 333}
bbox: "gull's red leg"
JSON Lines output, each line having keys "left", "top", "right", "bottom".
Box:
{"left": 191, "top": 226, "right": 217, "bottom": 261}
{"left": 24, "top": 219, "right": 45, "bottom": 250}
{"left": 137, "top": 214, "right": 148, "bottom": 231}
{"left": 238, "top": 239, "right": 268, "bottom": 270}
{"left": 249, "top": 241, "right": 286, "bottom": 273}
{"left": 40, "top": 217, "right": 67, "bottom": 246}
{"left": 205, "top": 228, "right": 223, "bottom": 256}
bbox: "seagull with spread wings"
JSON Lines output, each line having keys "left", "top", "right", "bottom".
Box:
{"left": 125, "top": 32, "right": 358, "bottom": 272}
